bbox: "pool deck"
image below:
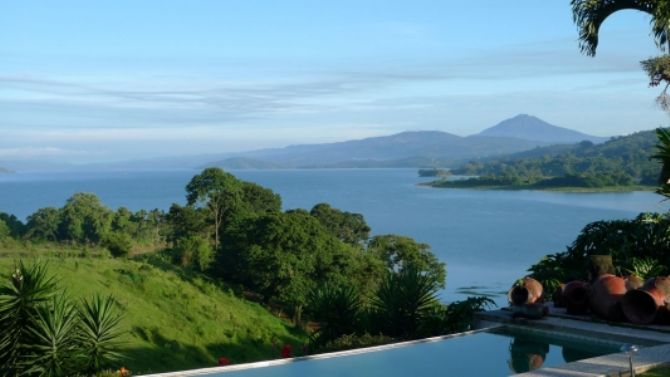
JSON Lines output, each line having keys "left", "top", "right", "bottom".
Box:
{"left": 475, "top": 306, "right": 670, "bottom": 376}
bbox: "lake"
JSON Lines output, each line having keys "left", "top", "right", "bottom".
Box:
{"left": 0, "top": 168, "right": 666, "bottom": 305}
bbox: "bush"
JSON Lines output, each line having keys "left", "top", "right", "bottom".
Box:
{"left": 174, "top": 235, "right": 213, "bottom": 272}
{"left": 105, "top": 233, "right": 134, "bottom": 258}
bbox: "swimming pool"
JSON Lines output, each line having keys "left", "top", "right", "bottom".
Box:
{"left": 154, "top": 325, "right": 649, "bottom": 377}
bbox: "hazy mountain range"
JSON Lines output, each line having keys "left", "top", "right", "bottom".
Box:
{"left": 0, "top": 114, "right": 610, "bottom": 171}
{"left": 205, "top": 114, "right": 609, "bottom": 169}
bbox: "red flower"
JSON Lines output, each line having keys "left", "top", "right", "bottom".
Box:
{"left": 218, "top": 357, "right": 231, "bottom": 366}
{"left": 281, "top": 344, "right": 293, "bottom": 358}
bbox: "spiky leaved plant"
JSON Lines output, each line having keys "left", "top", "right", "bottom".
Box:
{"left": 23, "top": 295, "right": 81, "bottom": 377}
{"left": 78, "top": 295, "right": 124, "bottom": 374}
{"left": 307, "top": 283, "right": 362, "bottom": 348}
{"left": 0, "top": 261, "right": 57, "bottom": 375}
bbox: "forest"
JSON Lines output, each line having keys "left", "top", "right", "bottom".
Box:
{"left": 430, "top": 130, "right": 660, "bottom": 190}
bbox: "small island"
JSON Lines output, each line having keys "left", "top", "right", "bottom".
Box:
{"left": 418, "top": 168, "right": 451, "bottom": 178}
{"left": 426, "top": 129, "right": 659, "bottom": 192}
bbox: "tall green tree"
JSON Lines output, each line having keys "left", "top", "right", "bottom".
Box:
{"left": 186, "top": 168, "right": 242, "bottom": 248}
{"left": 58, "top": 193, "right": 112, "bottom": 244}
{"left": 368, "top": 235, "right": 446, "bottom": 288}
{"left": 25, "top": 207, "right": 61, "bottom": 241}
{"left": 310, "top": 203, "right": 370, "bottom": 245}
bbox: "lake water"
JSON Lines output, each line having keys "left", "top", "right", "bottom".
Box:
{"left": 0, "top": 169, "right": 666, "bottom": 305}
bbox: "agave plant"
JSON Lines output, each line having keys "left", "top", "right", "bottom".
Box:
{"left": 0, "top": 262, "right": 125, "bottom": 377}
{"left": 79, "top": 295, "right": 124, "bottom": 373}
{"left": 372, "top": 267, "right": 439, "bottom": 339}
{"left": 307, "top": 283, "right": 362, "bottom": 347}
{"left": 23, "top": 295, "right": 81, "bottom": 377}
{"left": 0, "top": 261, "right": 57, "bottom": 374}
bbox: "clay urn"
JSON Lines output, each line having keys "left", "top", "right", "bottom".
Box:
{"left": 562, "top": 281, "right": 590, "bottom": 315}
{"left": 622, "top": 276, "right": 670, "bottom": 325}
{"left": 590, "top": 274, "right": 626, "bottom": 321}
{"left": 508, "top": 277, "right": 543, "bottom": 306}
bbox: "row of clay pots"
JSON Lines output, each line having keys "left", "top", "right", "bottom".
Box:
{"left": 555, "top": 275, "right": 670, "bottom": 325}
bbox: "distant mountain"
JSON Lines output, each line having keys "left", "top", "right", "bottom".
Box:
{"left": 0, "top": 167, "right": 10, "bottom": 173}
{"left": 477, "top": 114, "right": 609, "bottom": 144}
{"left": 210, "top": 131, "right": 550, "bottom": 168}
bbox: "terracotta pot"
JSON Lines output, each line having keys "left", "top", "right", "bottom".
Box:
{"left": 622, "top": 277, "right": 670, "bottom": 325}
{"left": 590, "top": 274, "right": 626, "bottom": 321}
{"left": 625, "top": 274, "right": 644, "bottom": 291}
{"left": 508, "top": 277, "right": 543, "bottom": 306}
{"left": 563, "top": 281, "right": 590, "bottom": 315}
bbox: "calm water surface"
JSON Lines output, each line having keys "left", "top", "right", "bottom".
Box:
{"left": 0, "top": 169, "right": 666, "bottom": 304}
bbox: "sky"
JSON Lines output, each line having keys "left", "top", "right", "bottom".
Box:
{"left": 1, "top": 0, "right": 668, "bottom": 162}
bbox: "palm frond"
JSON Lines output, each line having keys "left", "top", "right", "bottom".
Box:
{"left": 79, "top": 295, "right": 125, "bottom": 373}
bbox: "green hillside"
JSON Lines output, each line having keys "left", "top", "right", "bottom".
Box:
{"left": 430, "top": 130, "right": 660, "bottom": 191}
{"left": 0, "top": 251, "right": 306, "bottom": 374}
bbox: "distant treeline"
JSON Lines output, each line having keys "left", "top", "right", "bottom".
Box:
{"left": 431, "top": 130, "right": 660, "bottom": 190}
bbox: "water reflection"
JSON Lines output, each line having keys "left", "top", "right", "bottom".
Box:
{"left": 508, "top": 337, "right": 550, "bottom": 373}
{"left": 507, "top": 334, "right": 619, "bottom": 373}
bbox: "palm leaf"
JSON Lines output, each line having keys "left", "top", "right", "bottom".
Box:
{"left": 79, "top": 294, "right": 124, "bottom": 373}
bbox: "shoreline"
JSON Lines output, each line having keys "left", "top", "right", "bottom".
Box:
{"left": 420, "top": 181, "right": 656, "bottom": 193}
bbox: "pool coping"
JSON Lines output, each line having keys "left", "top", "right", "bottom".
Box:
{"left": 476, "top": 309, "right": 670, "bottom": 376}
{"left": 137, "top": 326, "right": 501, "bottom": 376}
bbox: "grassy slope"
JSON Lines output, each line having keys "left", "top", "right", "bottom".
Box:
{"left": 0, "top": 247, "right": 306, "bottom": 374}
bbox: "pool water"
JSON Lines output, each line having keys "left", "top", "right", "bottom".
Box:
{"left": 204, "top": 326, "right": 632, "bottom": 377}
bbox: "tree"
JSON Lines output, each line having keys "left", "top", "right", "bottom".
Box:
{"left": 165, "top": 204, "right": 209, "bottom": 244}
{"left": 58, "top": 193, "right": 112, "bottom": 244}
{"left": 310, "top": 203, "right": 370, "bottom": 245}
{"left": 186, "top": 168, "right": 242, "bottom": 249}
{"left": 571, "top": 0, "right": 669, "bottom": 57}
{"left": 572, "top": 0, "right": 670, "bottom": 195}
{"left": 368, "top": 235, "right": 446, "bottom": 288}
{"left": 240, "top": 182, "right": 282, "bottom": 215}
{"left": 0, "top": 212, "right": 25, "bottom": 238}
{"left": 25, "top": 207, "right": 61, "bottom": 241}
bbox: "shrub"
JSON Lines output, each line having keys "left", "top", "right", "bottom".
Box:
{"left": 105, "top": 232, "right": 134, "bottom": 258}
{"left": 174, "top": 235, "right": 213, "bottom": 271}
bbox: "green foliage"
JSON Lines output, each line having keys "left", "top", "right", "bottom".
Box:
{"left": 79, "top": 295, "right": 124, "bottom": 374}
{"left": 310, "top": 203, "right": 370, "bottom": 245}
{"left": 0, "top": 212, "right": 25, "bottom": 239}
{"left": 24, "top": 295, "right": 82, "bottom": 376}
{"left": 654, "top": 128, "right": 670, "bottom": 197}
{"left": 529, "top": 213, "right": 670, "bottom": 289}
{"left": 371, "top": 268, "right": 440, "bottom": 339}
{"left": 445, "top": 130, "right": 660, "bottom": 190}
{"left": 0, "top": 219, "right": 10, "bottom": 241}
{"left": 571, "top": 0, "right": 666, "bottom": 57}
{"left": 626, "top": 257, "right": 665, "bottom": 280}
{"left": 104, "top": 232, "right": 134, "bottom": 258}
{"left": 240, "top": 182, "right": 282, "bottom": 215}
{"left": 173, "top": 235, "right": 213, "bottom": 271}
{"left": 26, "top": 207, "right": 62, "bottom": 241}
{"left": 0, "top": 261, "right": 57, "bottom": 375}
{"left": 0, "top": 261, "right": 125, "bottom": 376}
{"left": 186, "top": 168, "right": 243, "bottom": 248}
{"left": 306, "top": 283, "right": 362, "bottom": 347}
{"left": 59, "top": 193, "right": 113, "bottom": 244}
{"left": 368, "top": 235, "right": 446, "bottom": 288}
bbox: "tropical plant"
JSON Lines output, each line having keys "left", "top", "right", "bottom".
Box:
{"left": 0, "top": 262, "right": 125, "bottom": 376}
{"left": 79, "top": 295, "right": 124, "bottom": 374}
{"left": 0, "top": 261, "right": 57, "bottom": 375}
{"left": 24, "top": 295, "right": 81, "bottom": 377}
{"left": 306, "top": 283, "right": 362, "bottom": 347}
{"left": 371, "top": 267, "right": 440, "bottom": 338}
{"left": 653, "top": 128, "right": 670, "bottom": 197}
{"left": 571, "top": 0, "right": 669, "bottom": 57}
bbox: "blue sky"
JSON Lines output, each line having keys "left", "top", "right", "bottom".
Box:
{"left": 0, "top": 1, "right": 667, "bottom": 161}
